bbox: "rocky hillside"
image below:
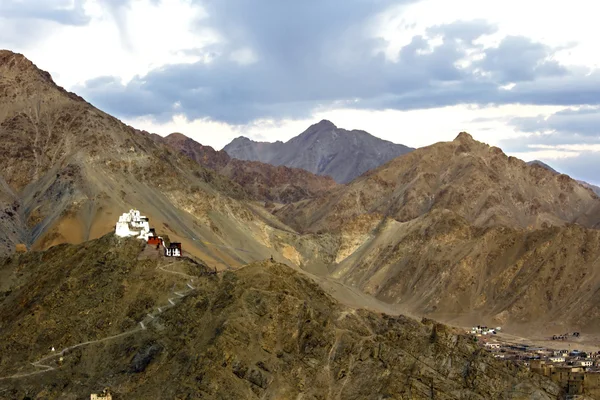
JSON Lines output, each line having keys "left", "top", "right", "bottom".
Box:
{"left": 579, "top": 181, "right": 600, "bottom": 196}
{"left": 272, "top": 133, "right": 600, "bottom": 333}
{"left": 0, "top": 236, "right": 561, "bottom": 399}
{"left": 161, "top": 132, "right": 338, "bottom": 203}
{"left": 527, "top": 160, "right": 600, "bottom": 196}
{"left": 0, "top": 50, "right": 318, "bottom": 268}
{"left": 278, "top": 132, "right": 600, "bottom": 233}
{"left": 224, "top": 120, "right": 414, "bottom": 184}
{"left": 0, "top": 177, "right": 25, "bottom": 257}
{"left": 526, "top": 160, "right": 559, "bottom": 174}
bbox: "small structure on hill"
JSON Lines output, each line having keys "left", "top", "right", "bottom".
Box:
{"left": 165, "top": 242, "right": 182, "bottom": 257}
{"left": 115, "top": 209, "right": 151, "bottom": 240}
{"left": 90, "top": 388, "right": 112, "bottom": 400}
{"left": 115, "top": 209, "right": 183, "bottom": 256}
{"left": 15, "top": 243, "right": 27, "bottom": 253}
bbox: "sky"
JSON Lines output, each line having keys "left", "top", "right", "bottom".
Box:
{"left": 1, "top": 0, "right": 599, "bottom": 185}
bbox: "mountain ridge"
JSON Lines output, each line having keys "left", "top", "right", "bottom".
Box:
{"left": 273, "top": 132, "right": 600, "bottom": 332}
{"left": 224, "top": 120, "right": 414, "bottom": 183}
{"left": 159, "top": 132, "right": 339, "bottom": 204}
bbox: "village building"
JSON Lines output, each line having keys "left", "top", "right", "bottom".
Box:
{"left": 577, "top": 360, "right": 594, "bottom": 368}
{"left": 554, "top": 350, "right": 569, "bottom": 358}
{"left": 165, "top": 242, "right": 182, "bottom": 257}
{"left": 550, "top": 357, "right": 566, "bottom": 363}
{"left": 484, "top": 343, "right": 501, "bottom": 350}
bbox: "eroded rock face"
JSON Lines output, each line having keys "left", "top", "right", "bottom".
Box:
{"left": 0, "top": 240, "right": 561, "bottom": 399}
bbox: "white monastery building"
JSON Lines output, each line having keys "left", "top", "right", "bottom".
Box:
{"left": 114, "top": 209, "right": 182, "bottom": 257}
{"left": 115, "top": 209, "right": 152, "bottom": 240}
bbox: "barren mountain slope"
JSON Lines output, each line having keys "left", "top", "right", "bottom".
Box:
{"left": 161, "top": 132, "right": 339, "bottom": 203}
{"left": 0, "top": 50, "right": 329, "bottom": 268}
{"left": 328, "top": 210, "right": 600, "bottom": 334}
{"left": 271, "top": 133, "right": 600, "bottom": 333}
{"left": 0, "top": 177, "right": 25, "bottom": 256}
{"left": 0, "top": 236, "right": 561, "bottom": 399}
{"left": 277, "top": 132, "right": 600, "bottom": 233}
{"left": 224, "top": 120, "right": 414, "bottom": 183}
{"left": 580, "top": 181, "right": 600, "bottom": 197}
{"left": 527, "top": 160, "right": 600, "bottom": 196}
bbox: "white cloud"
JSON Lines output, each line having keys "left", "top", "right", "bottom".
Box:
{"left": 0, "top": 0, "right": 218, "bottom": 88}
{"left": 527, "top": 144, "right": 600, "bottom": 152}
{"left": 229, "top": 47, "right": 258, "bottom": 65}
{"left": 377, "top": 0, "right": 600, "bottom": 68}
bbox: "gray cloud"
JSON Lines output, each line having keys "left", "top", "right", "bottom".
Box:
{"left": 507, "top": 107, "right": 600, "bottom": 148}
{"left": 0, "top": 0, "right": 91, "bottom": 49}
{"left": 0, "top": 0, "right": 90, "bottom": 25}
{"left": 549, "top": 153, "right": 600, "bottom": 186}
{"left": 475, "top": 36, "right": 568, "bottom": 83}
{"left": 497, "top": 107, "right": 600, "bottom": 185}
{"left": 76, "top": 2, "right": 600, "bottom": 125}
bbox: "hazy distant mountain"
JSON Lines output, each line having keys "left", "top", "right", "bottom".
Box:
{"left": 161, "top": 132, "right": 338, "bottom": 203}
{"left": 224, "top": 120, "right": 414, "bottom": 183}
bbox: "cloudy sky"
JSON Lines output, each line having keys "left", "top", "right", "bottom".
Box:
{"left": 1, "top": 0, "right": 599, "bottom": 184}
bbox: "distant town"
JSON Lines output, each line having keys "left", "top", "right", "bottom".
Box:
{"left": 472, "top": 326, "right": 600, "bottom": 397}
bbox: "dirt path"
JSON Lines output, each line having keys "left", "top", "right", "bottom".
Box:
{"left": 0, "top": 262, "right": 199, "bottom": 381}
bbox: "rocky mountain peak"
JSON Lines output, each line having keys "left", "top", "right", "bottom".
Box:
{"left": 0, "top": 50, "right": 56, "bottom": 86}
{"left": 454, "top": 131, "right": 475, "bottom": 142}
{"left": 225, "top": 121, "right": 414, "bottom": 183}
{"left": 165, "top": 132, "right": 189, "bottom": 141}
{"left": 314, "top": 119, "right": 337, "bottom": 130}
{"left": 230, "top": 136, "right": 252, "bottom": 143}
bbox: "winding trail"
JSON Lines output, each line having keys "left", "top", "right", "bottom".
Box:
{"left": 0, "top": 261, "right": 201, "bottom": 381}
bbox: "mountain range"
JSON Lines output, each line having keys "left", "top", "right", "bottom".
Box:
{"left": 224, "top": 120, "right": 414, "bottom": 183}
{"left": 2, "top": 49, "right": 600, "bottom": 398}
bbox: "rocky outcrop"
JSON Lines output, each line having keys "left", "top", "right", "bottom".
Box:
{"left": 224, "top": 120, "right": 414, "bottom": 183}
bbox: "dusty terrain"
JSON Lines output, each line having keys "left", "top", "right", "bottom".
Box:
{"left": 0, "top": 236, "right": 562, "bottom": 399}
